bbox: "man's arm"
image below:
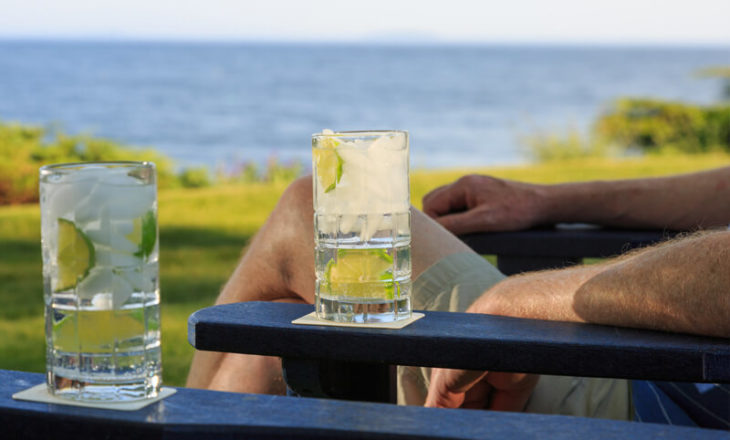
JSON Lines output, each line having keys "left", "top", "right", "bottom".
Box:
{"left": 426, "top": 230, "right": 730, "bottom": 409}
{"left": 422, "top": 166, "right": 730, "bottom": 234}
{"left": 478, "top": 230, "right": 730, "bottom": 337}
{"left": 541, "top": 166, "right": 730, "bottom": 230}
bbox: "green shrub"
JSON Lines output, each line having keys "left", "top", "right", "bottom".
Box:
{"left": 703, "top": 106, "right": 730, "bottom": 148}
{"left": 179, "top": 167, "right": 211, "bottom": 188}
{"left": 0, "top": 123, "right": 46, "bottom": 204}
{"left": 0, "top": 120, "right": 308, "bottom": 204}
{"left": 0, "top": 121, "right": 176, "bottom": 204}
{"left": 527, "top": 98, "right": 730, "bottom": 163}
{"left": 595, "top": 98, "right": 730, "bottom": 154}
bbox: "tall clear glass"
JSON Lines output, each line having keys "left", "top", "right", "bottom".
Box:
{"left": 312, "top": 130, "right": 411, "bottom": 323}
{"left": 40, "top": 162, "right": 161, "bottom": 401}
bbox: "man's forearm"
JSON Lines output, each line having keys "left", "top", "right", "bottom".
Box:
{"left": 573, "top": 231, "right": 730, "bottom": 337}
{"left": 540, "top": 166, "right": 730, "bottom": 230}
{"left": 478, "top": 231, "right": 730, "bottom": 338}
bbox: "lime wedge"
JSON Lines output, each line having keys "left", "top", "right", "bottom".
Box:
{"left": 314, "top": 137, "right": 343, "bottom": 193}
{"left": 128, "top": 210, "right": 156, "bottom": 258}
{"left": 56, "top": 218, "right": 95, "bottom": 291}
{"left": 324, "top": 249, "right": 395, "bottom": 298}
{"left": 52, "top": 309, "right": 145, "bottom": 353}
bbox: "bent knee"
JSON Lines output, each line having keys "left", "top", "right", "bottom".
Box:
{"left": 265, "top": 175, "right": 315, "bottom": 242}
{"left": 278, "top": 175, "right": 313, "bottom": 210}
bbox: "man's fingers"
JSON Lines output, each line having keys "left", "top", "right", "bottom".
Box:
{"left": 426, "top": 369, "right": 539, "bottom": 412}
{"left": 425, "top": 368, "right": 488, "bottom": 408}
{"left": 421, "top": 186, "right": 442, "bottom": 213}
{"left": 422, "top": 183, "right": 466, "bottom": 219}
{"left": 487, "top": 373, "right": 540, "bottom": 412}
{"left": 460, "top": 379, "right": 493, "bottom": 409}
{"left": 443, "top": 368, "right": 489, "bottom": 393}
{"left": 434, "top": 210, "right": 490, "bottom": 235}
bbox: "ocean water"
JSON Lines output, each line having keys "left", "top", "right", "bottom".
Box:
{"left": 0, "top": 41, "right": 728, "bottom": 170}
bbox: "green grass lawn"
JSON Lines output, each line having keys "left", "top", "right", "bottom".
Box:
{"left": 2, "top": 153, "right": 729, "bottom": 387}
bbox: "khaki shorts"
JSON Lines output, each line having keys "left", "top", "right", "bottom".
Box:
{"left": 398, "top": 252, "right": 631, "bottom": 421}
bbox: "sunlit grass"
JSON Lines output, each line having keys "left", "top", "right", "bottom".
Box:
{"left": 2, "top": 153, "right": 729, "bottom": 386}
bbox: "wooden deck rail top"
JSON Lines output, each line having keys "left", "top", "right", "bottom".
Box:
{"left": 189, "top": 301, "right": 730, "bottom": 383}
{"left": 2, "top": 369, "right": 727, "bottom": 439}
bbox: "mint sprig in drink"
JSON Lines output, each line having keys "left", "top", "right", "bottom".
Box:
{"left": 40, "top": 162, "right": 161, "bottom": 401}
{"left": 312, "top": 130, "right": 411, "bottom": 323}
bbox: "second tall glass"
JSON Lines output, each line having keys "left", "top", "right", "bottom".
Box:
{"left": 40, "top": 161, "right": 161, "bottom": 401}
{"left": 312, "top": 130, "right": 411, "bottom": 323}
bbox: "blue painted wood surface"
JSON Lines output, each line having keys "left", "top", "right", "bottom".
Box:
{"left": 189, "top": 301, "right": 730, "bottom": 382}
{"left": 2, "top": 369, "right": 726, "bottom": 439}
{"left": 460, "top": 225, "right": 679, "bottom": 275}
{"left": 460, "top": 225, "right": 678, "bottom": 259}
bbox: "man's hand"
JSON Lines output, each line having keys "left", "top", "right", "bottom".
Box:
{"left": 422, "top": 175, "right": 548, "bottom": 235}
{"left": 423, "top": 285, "right": 544, "bottom": 411}
{"left": 423, "top": 267, "right": 579, "bottom": 412}
{"left": 425, "top": 367, "right": 539, "bottom": 411}
{"left": 425, "top": 231, "right": 730, "bottom": 412}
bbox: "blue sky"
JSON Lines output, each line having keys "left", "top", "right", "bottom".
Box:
{"left": 1, "top": 0, "right": 729, "bottom": 45}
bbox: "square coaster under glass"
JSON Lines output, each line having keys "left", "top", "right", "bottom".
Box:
{"left": 13, "top": 384, "right": 176, "bottom": 411}
{"left": 292, "top": 312, "right": 424, "bottom": 329}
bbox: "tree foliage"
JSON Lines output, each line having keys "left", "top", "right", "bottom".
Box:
{"left": 0, "top": 121, "right": 307, "bottom": 204}
{"left": 0, "top": 122, "right": 176, "bottom": 204}
{"left": 596, "top": 98, "right": 730, "bottom": 154}
{"left": 524, "top": 98, "right": 730, "bottom": 162}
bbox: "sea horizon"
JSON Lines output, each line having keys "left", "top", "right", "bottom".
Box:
{"left": 2, "top": 36, "right": 729, "bottom": 49}
{"left": 1, "top": 40, "right": 728, "bottom": 170}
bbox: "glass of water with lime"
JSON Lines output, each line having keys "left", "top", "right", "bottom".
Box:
{"left": 40, "top": 162, "right": 161, "bottom": 401}
{"left": 312, "top": 130, "right": 411, "bottom": 323}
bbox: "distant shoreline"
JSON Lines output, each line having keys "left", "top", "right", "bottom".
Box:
{"left": 0, "top": 38, "right": 729, "bottom": 50}
{"left": 1, "top": 42, "right": 726, "bottom": 170}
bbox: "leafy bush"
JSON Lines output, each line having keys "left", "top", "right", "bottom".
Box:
{"left": 595, "top": 98, "right": 730, "bottom": 154}
{"left": 0, "top": 120, "right": 309, "bottom": 204}
{"left": 179, "top": 167, "right": 211, "bottom": 188}
{"left": 525, "top": 98, "right": 730, "bottom": 163}
{"left": 0, "top": 121, "right": 176, "bottom": 204}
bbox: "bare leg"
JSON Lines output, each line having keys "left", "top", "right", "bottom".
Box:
{"left": 186, "top": 177, "right": 316, "bottom": 393}
{"left": 186, "top": 176, "right": 475, "bottom": 393}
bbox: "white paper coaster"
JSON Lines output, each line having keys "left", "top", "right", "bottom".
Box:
{"left": 12, "top": 384, "right": 176, "bottom": 411}
{"left": 292, "top": 312, "right": 424, "bottom": 329}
